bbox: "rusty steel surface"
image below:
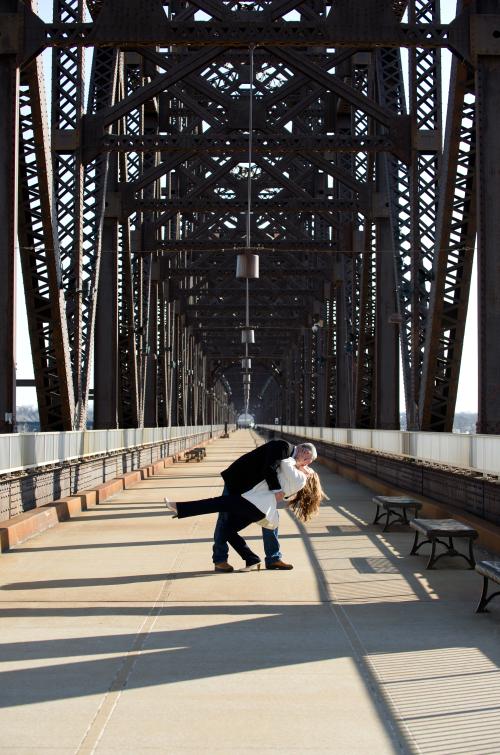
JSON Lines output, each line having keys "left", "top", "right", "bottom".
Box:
{"left": 0, "top": 0, "right": 495, "bottom": 433}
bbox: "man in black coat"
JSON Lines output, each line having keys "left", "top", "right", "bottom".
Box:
{"left": 221, "top": 439, "right": 293, "bottom": 495}
{"left": 213, "top": 439, "right": 316, "bottom": 572}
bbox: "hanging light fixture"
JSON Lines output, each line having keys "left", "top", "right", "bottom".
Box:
{"left": 236, "top": 253, "right": 259, "bottom": 279}
{"left": 241, "top": 327, "right": 255, "bottom": 344}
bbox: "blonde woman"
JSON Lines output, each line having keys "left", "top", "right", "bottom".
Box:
{"left": 165, "top": 459, "right": 327, "bottom": 571}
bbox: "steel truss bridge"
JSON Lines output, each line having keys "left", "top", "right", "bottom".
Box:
{"left": 0, "top": 0, "right": 498, "bottom": 434}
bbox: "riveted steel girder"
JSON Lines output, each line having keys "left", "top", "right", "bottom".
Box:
{"left": 420, "top": 2, "right": 476, "bottom": 432}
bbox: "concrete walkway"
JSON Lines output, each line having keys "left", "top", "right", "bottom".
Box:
{"left": 0, "top": 430, "right": 499, "bottom": 754}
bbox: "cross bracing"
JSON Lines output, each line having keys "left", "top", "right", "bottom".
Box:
{"left": 1, "top": 0, "right": 497, "bottom": 432}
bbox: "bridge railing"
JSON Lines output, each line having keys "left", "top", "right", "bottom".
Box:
{"left": 0, "top": 425, "right": 226, "bottom": 475}
{"left": 258, "top": 425, "right": 500, "bottom": 477}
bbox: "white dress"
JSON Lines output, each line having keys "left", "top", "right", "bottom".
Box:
{"left": 241, "top": 458, "right": 307, "bottom": 529}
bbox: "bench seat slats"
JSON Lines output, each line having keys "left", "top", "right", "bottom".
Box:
{"left": 411, "top": 518, "right": 478, "bottom": 537}
{"left": 476, "top": 560, "right": 500, "bottom": 581}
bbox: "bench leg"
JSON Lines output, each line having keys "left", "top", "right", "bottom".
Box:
{"left": 476, "top": 576, "right": 490, "bottom": 613}
{"left": 382, "top": 510, "right": 392, "bottom": 532}
{"left": 373, "top": 505, "right": 383, "bottom": 525}
{"left": 475, "top": 570, "right": 500, "bottom": 612}
{"left": 410, "top": 530, "right": 420, "bottom": 555}
{"left": 426, "top": 539, "right": 438, "bottom": 569}
{"left": 467, "top": 538, "right": 476, "bottom": 569}
{"left": 424, "top": 536, "right": 476, "bottom": 570}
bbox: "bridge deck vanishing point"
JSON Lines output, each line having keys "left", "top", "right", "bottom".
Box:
{"left": 0, "top": 430, "right": 499, "bottom": 754}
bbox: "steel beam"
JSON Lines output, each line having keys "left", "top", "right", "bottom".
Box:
{"left": 375, "top": 220, "right": 400, "bottom": 429}
{"left": 17, "top": 45, "right": 74, "bottom": 431}
{"left": 51, "top": 0, "right": 86, "bottom": 429}
{"left": 42, "top": 20, "right": 450, "bottom": 50}
{"left": 94, "top": 153, "right": 119, "bottom": 429}
{"left": 0, "top": 18, "right": 18, "bottom": 433}
{"left": 420, "top": 8, "right": 476, "bottom": 432}
{"left": 476, "top": 4, "right": 500, "bottom": 433}
{"left": 102, "top": 132, "right": 406, "bottom": 160}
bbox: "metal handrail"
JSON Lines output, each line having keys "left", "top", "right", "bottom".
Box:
{"left": 0, "top": 425, "right": 230, "bottom": 475}
{"left": 258, "top": 425, "right": 500, "bottom": 477}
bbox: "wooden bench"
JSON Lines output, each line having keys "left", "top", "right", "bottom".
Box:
{"left": 409, "top": 518, "right": 478, "bottom": 569}
{"left": 475, "top": 561, "right": 500, "bottom": 613}
{"left": 184, "top": 447, "right": 205, "bottom": 462}
{"left": 372, "top": 496, "right": 422, "bottom": 531}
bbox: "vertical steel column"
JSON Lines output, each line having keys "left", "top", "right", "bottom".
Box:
{"left": 157, "top": 281, "right": 168, "bottom": 427}
{"left": 406, "top": 0, "right": 442, "bottom": 428}
{"left": 117, "top": 215, "right": 139, "bottom": 428}
{"left": 173, "top": 311, "right": 182, "bottom": 425}
{"left": 355, "top": 228, "right": 376, "bottom": 428}
{"left": 180, "top": 323, "right": 188, "bottom": 424}
{"left": 335, "top": 233, "right": 353, "bottom": 427}
{"left": 166, "top": 300, "right": 175, "bottom": 426}
{"left": 141, "top": 95, "right": 160, "bottom": 426}
{"left": 201, "top": 356, "right": 208, "bottom": 425}
{"left": 309, "top": 326, "right": 318, "bottom": 425}
{"left": 123, "top": 57, "right": 143, "bottom": 425}
{"left": 476, "top": 2, "right": 500, "bottom": 432}
{"left": 0, "top": 8, "right": 18, "bottom": 432}
{"left": 353, "top": 53, "right": 377, "bottom": 429}
{"left": 191, "top": 341, "right": 197, "bottom": 426}
{"left": 193, "top": 342, "right": 201, "bottom": 425}
{"left": 138, "top": 254, "right": 152, "bottom": 423}
{"left": 283, "top": 351, "right": 292, "bottom": 425}
{"left": 77, "top": 47, "right": 118, "bottom": 428}
{"left": 324, "top": 291, "right": 337, "bottom": 427}
{"left": 183, "top": 331, "right": 190, "bottom": 426}
{"left": 315, "top": 309, "right": 328, "bottom": 427}
{"left": 335, "top": 271, "right": 351, "bottom": 427}
{"left": 93, "top": 144, "right": 119, "bottom": 429}
{"left": 302, "top": 329, "right": 312, "bottom": 425}
{"left": 420, "top": 11, "right": 476, "bottom": 431}
{"left": 375, "top": 209, "right": 400, "bottom": 429}
{"left": 17, "top": 39, "right": 75, "bottom": 430}
{"left": 51, "top": 0, "right": 85, "bottom": 427}
{"left": 287, "top": 349, "right": 300, "bottom": 425}
{"left": 376, "top": 45, "right": 413, "bottom": 429}
{"left": 143, "top": 278, "right": 158, "bottom": 427}
{"left": 336, "top": 95, "right": 356, "bottom": 426}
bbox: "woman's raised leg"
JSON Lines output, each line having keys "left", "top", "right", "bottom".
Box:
{"left": 175, "top": 494, "right": 243, "bottom": 519}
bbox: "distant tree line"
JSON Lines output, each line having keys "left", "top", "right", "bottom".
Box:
{"left": 14, "top": 406, "right": 478, "bottom": 434}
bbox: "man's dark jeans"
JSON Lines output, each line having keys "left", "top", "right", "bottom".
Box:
{"left": 212, "top": 484, "right": 282, "bottom": 566}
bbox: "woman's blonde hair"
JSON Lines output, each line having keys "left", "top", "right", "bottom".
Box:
{"left": 289, "top": 471, "right": 328, "bottom": 522}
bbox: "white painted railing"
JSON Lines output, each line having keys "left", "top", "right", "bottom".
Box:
{"left": 0, "top": 425, "right": 227, "bottom": 475}
{"left": 258, "top": 425, "right": 500, "bottom": 476}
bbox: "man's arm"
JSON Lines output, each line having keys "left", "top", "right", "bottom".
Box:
{"left": 262, "top": 440, "right": 293, "bottom": 490}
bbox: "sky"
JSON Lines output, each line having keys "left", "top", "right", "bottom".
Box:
{"left": 16, "top": 0, "right": 478, "bottom": 414}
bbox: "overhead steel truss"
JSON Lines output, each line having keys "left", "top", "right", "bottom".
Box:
{"left": 0, "top": 0, "right": 497, "bottom": 432}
